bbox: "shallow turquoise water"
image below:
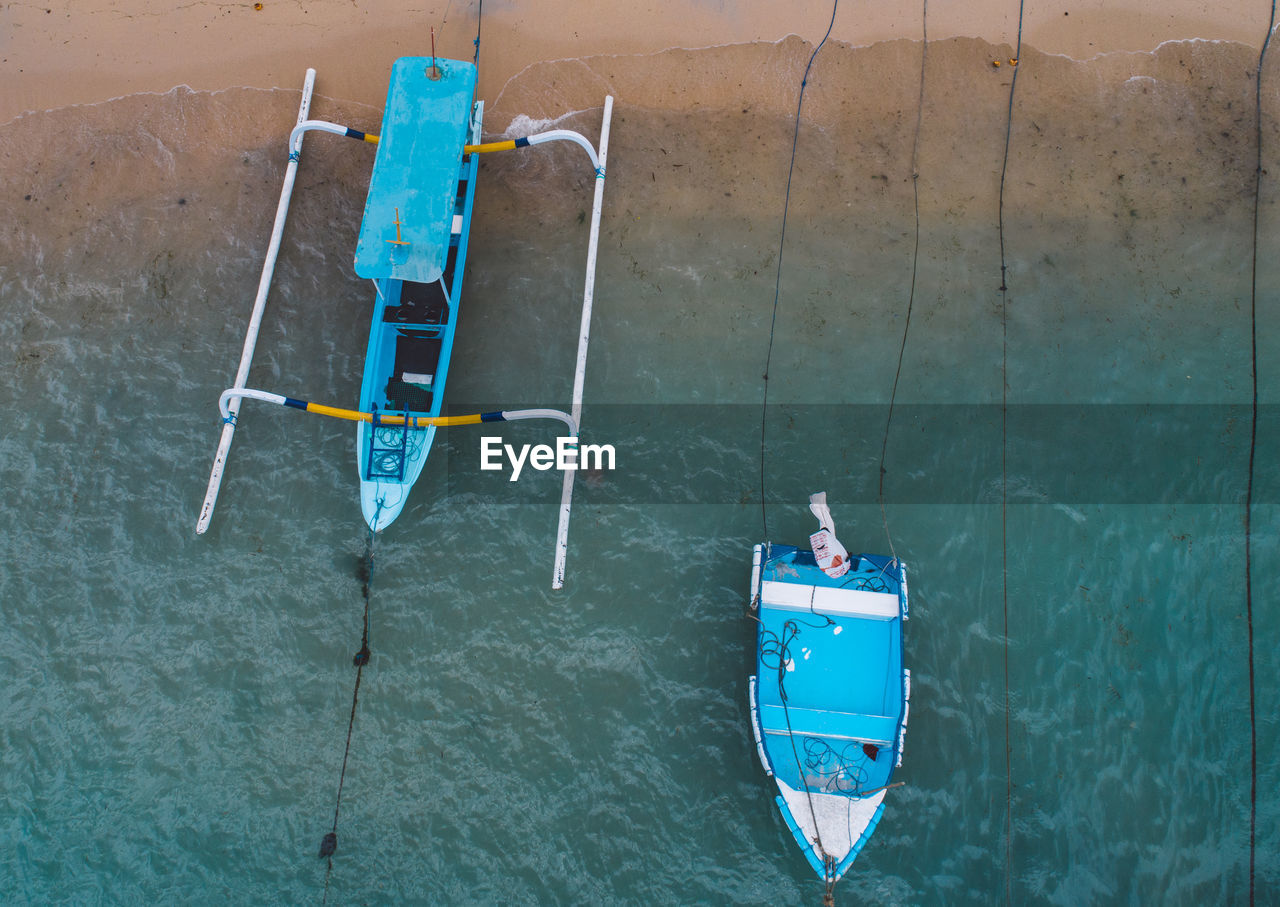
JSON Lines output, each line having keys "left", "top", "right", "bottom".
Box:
{"left": 1, "top": 41, "right": 1278, "bottom": 904}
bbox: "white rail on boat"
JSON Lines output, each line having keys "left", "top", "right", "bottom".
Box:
{"left": 552, "top": 94, "right": 614, "bottom": 590}
{"left": 196, "top": 69, "right": 316, "bottom": 535}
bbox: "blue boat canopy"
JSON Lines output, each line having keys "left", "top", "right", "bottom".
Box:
{"left": 354, "top": 57, "right": 478, "bottom": 283}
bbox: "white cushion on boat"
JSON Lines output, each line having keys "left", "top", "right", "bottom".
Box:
{"left": 759, "top": 703, "right": 897, "bottom": 745}
{"left": 759, "top": 580, "right": 899, "bottom": 620}
{"left": 401, "top": 371, "right": 433, "bottom": 386}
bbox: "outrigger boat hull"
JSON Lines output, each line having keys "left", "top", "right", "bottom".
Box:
{"left": 353, "top": 58, "right": 481, "bottom": 532}
{"left": 748, "top": 542, "right": 910, "bottom": 882}
{"left": 199, "top": 52, "right": 614, "bottom": 588}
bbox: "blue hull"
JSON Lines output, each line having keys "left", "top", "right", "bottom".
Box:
{"left": 748, "top": 542, "right": 910, "bottom": 883}
{"left": 352, "top": 58, "right": 482, "bottom": 532}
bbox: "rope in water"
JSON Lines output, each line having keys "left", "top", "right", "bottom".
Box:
{"left": 320, "top": 528, "right": 376, "bottom": 904}
{"left": 995, "top": 2, "right": 1025, "bottom": 904}
{"left": 758, "top": 0, "right": 840, "bottom": 542}
{"left": 877, "top": 0, "right": 929, "bottom": 565}
{"left": 755, "top": 611, "right": 840, "bottom": 905}
{"left": 1245, "top": 5, "right": 1274, "bottom": 902}
{"left": 318, "top": 7, "right": 485, "bottom": 897}
{"left": 753, "top": 5, "right": 840, "bottom": 900}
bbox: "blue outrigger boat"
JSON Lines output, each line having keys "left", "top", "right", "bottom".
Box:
{"left": 198, "top": 54, "right": 612, "bottom": 586}
{"left": 748, "top": 494, "right": 910, "bottom": 886}
{"left": 349, "top": 56, "right": 483, "bottom": 532}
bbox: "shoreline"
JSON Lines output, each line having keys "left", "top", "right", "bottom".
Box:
{"left": 1, "top": 1, "right": 1273, "bottom": 125}
{"left": 2, "top": 33, "right": 1269, "bottom": 135}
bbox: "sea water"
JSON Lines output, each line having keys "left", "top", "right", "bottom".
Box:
{"left": 1, "top": 37, "right": 1277, "bottom": 904}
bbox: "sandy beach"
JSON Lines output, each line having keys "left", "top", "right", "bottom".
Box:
{"left": 1, "top": 0, "right": 1274, "bottom": 125}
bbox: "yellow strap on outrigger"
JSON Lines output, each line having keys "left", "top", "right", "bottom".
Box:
{"left": 217, "top": 387, "right": 577, "bottom": 434}
{"left": 334, "top": 136, "right": 511, "bottom": 152}
{"left": 463, "top": 139, "right": 520, "bottom": 153}
{"left": 348, "top": 131, "right": 600, "bottom": 173}
{"left": 296, "top": 400, "right": 487, "bottom": 428}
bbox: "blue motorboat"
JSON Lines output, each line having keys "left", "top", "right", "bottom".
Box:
{"left": 747, "top": 494, "right": 910, "bottom": 885}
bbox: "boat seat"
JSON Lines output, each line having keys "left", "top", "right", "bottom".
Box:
{"left": 385, "top": 332, "right": 442, "bottom": 411}
{"left": 759, "top": 704, "right": 897, "bottom": 746}
{"left": 759, "top": 580, "right": 899, "bottom": 620}
{"left": 385, "top": 279, "right": 450, "bottom": 327}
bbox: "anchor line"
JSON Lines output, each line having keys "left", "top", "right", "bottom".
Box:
{"left": 995, "top": 2, "right": 1025, "bottom": 904}
{"left": 430, "top": 0, "right": 482, "bottom": 68}
{"left": 759, "top": 618, "right": 834, "bottom": 864}
{"left": 752, "top": 0, "right": 840, "bottom": 885}
{"left": 877, "top": 0, "right": 929, "bottom": 565}
{"left": 432, "top": 0, "right": 481, "bottom": 60}
{"left": 758, "top": 0, "right": 839, "bottom": 541}
{"left": 320, "top": 527, "right": 377, "bottom": 904}
{"left": 1246, "top": 6, "right": 1274, "bottom": 902}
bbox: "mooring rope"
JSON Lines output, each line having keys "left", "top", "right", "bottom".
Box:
{"left": 320, "top": 527, "right": 377, "bottom": 904}
{"left": 877, "top": 0, "right": 929, "bottom": 565}
{"left": 995, "top": 2, "right": 1025, "bottom": 903}
{"left": 434, "top": 0, "right": 482, "bottom": 66}
{"left": 759, "top": 0, "right": 840, "bottom": 540}
{"left": 1246, "top": 6, "right": 1273, "bottom": 903}
{"left": 752, "top": 4, "right": 841, "bottom": 895}
{"left": 757, "top": 615, "right": 836, "bottom": 880}
{"left": 315, "top": 2, "right": 485, "bottom": 890}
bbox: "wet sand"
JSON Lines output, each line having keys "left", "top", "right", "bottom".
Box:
{"left": 1, "top": 0, "right": 1275, "bottom": 125}
{"left": 4, "top": 31, "right": 1274, "bottom": 409}
{"left": 2, "top": 6, "right": 1276, "bottom": 409}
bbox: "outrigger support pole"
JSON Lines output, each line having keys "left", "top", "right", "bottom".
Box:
{"left": 285, "top": 124, "right": 602, "bottom": 171}
{"left": 553, "top": 95, "right": 614, "bottom": 590}
{"left": 289, "top": 119, "right": 379, "bottom": 151}
{"left": 216, "top": 386, "right": 578, "bottom": 435}
{"left": 196, "top": 68, "right": 317, "bottom": 535}
{"left": 465, "top": 130, "right": 601, "bottom": 173}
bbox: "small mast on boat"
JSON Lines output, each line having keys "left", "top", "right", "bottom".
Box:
{"left": 196, "top": 57, "right": 613, "bottom": 589}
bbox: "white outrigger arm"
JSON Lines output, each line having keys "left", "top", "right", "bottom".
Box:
{"left": 288, "top": 118, "right": 602, "bottom": 172}
{"left": 196, "top": 67, "right": 613, "bottom": 590}
{"left": 217, "top": 387, "right": 577, "bottom": 435}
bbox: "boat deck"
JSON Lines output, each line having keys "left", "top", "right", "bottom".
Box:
{"left": 353, "top": 58, "right": 480, "bottom": 531}
{"left": 753, "top": 546, "right": 906, "bottom": 798}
